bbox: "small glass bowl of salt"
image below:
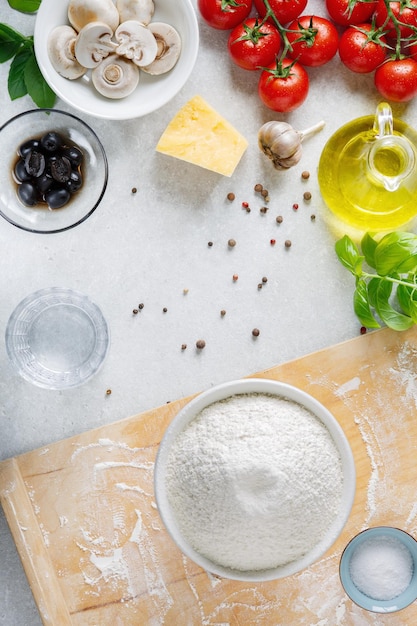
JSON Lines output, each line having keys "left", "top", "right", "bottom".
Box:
{"left": 340, "top": 526, "right": 417, "bottom": 613}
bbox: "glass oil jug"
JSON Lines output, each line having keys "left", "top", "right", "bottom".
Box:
{"left": 318, "top": 103, "right": 417, "bottom": 231}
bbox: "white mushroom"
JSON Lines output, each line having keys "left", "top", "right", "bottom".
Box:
{"left": 68, "top": 0, "right": 120, "bottom": 32}
{"left": 92, "top": 54, "right": 139, "bottom": 98}
{"left": 116, "top": 0, "right": 154, "bottom": 26}
{"left": 115, "top": 20, "right": 157, "bottom": 67}
{"left": 141, "top": 22, "right": 181, "bottom": 75}
{"left": 75, "top": 22, "right": 117, "bottom": 69}
{"left": 47, "top": 25, "right": 87, "bottom": 79}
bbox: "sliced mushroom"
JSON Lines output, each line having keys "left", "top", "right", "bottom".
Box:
{"left": 68, "top": 0, "right": 120, "bottom": 32}
{"left": 47, "top": 25, "right": 87, "bottom": 79}
{"left": 141, "top": 22, "right": 181, "bottom": 75}
{"left": 116, "top": 0, "right": 154, "bottom": 26}
{"left": 115, "top": 20, "right": 157, "bottom": 67}
{"left": 92, "top": 54, "right": 139, "bottom": 98}
{"left": 75, "top": 22, "right": 117, "bottom": 69}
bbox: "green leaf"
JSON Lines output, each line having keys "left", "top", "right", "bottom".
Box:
{"left": 372, "top": 277, "right": 414, "bottom": 330}
{"left": 361, "top": 232, "right": 378, "bottom": 269}
{"left": 7, "top": 0, "right": 41, "bottom": 13}
{"left": 353, "top": 279, "right": 380, "bottom": 328}
{"left": 374, "top": 231, "right": 417, "bottom": 276}
{"left": 23, "top": 48, "right": 56, "bottom": 108}
{"left": 335, "top": 235, "right": 364, "bottom": 277}
{"left": 367, "top": 276, "right": 382, "bottom": 309}
{"left": 397, "top": 282, "right": 417, "bottom": 322}
{"left": 8, "top": 45, "right": 31, "bottom": 99}
{"left": 0, "top": 23, "right": 26, "bottom": 62}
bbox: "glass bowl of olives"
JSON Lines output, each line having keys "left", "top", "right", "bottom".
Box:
{"left": 0, "top": 108, "right": 108, "bottom": 233}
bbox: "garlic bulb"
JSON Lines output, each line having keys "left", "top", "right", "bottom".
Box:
{"left": 258, "top": 120, "right": 325, "bottom": 170}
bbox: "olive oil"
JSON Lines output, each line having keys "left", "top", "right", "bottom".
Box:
{"left": 318, "top": 115, "right": 417, "bottom": 231}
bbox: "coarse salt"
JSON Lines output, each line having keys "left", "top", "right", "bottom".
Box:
{"left": 165, "top": 393, "right": 344, "bottom": 571}
{"left": 349, "top": 535, "right": 413, "bottom": 601}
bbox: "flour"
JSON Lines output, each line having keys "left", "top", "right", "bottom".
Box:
{"left": 166, "top": 393, "right": 344, "bottom": 571}
{"left": 349, "top": 535, "right": 413, "bottom": 600}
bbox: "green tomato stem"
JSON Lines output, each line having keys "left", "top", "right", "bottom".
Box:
{"left": 261, "top": 0, "right": 293, "bottom": 59}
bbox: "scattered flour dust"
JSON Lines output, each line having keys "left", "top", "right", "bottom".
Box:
{"left": 166, "top": 393, "right": 344, "bottom": 571}
{"left": 67, "top": 438, "right": 174, "bottom": 623}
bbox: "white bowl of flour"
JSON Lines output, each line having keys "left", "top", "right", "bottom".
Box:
{"left": 154, "top": 378, "right": 356, "bottom": 581}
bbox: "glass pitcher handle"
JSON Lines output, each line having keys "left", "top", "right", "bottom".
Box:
{"left": 373, "top": 102, "right": 393, "bottom": 138}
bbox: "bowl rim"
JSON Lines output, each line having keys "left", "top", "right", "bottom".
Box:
{"left": 5, "top": 286, "right": 110, "bottom": 389}
{"left": 339, "top": 526, "right": 417, "bottom": 613}
{"left": 0, "top": 108, "right": 108, "bottom": 234}
{"left": 154, "top": 377, "right": 356, "bottom": 582}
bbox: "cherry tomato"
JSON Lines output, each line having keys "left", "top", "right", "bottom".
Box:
{"left": 374, "top": 0, "right": 417, "bottom": 38}
{"left": 253, "top": 0, "right": 307, "bottom": 24}
{"left": 339, "top": 23, "right": 387, "bottom": 73}
{"left": 325, "top": 0, "right": 378, "bottom": 26}
{"left": 198, "top": 0, "right": 253, "bottom": 30}
{"left": 227, "top": 18, "right": 281, "bottom": 70}
{"left": 374, "top": 58, "right": 417, "bottom": 101}
{"left": 258, "top": 58, "right": 309, "bottom": 111}
{"left": 287, "top": 15, "right": 339, "bottom": 67}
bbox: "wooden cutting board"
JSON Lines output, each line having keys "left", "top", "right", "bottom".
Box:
{"left": 2, "top": 325, "right": 417, "bottom": 625}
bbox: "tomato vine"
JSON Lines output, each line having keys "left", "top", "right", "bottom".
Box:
{"left": 199, "top": 0, "right": 417, "bottom": 109}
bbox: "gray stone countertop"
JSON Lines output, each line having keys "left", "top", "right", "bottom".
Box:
{"left": 1, "top": 0, "right": 417, "bottom": 624}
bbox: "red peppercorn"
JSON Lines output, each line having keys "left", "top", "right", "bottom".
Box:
{"left": 242, "top": 201, "right": 249, "bottom": 209}
{"left": 293, "top": 203, "right": 299, "bottom": 210}
{"left": 360, "top": 326, "right": 367, "bottom": 335}
{"left": 270, "top": 239, "right": 276, "bottom": 245}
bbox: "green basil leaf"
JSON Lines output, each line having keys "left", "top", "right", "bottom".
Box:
{"left": 0, "top": 23, "right": 26, "bottom": 62}
{"left": 367, "top": 276, "right": 382, "bottom": 309}
{"left": 353, "top": 279, "right": 380, "bottom": 328}
{"left": 335, "top": 235, "right": 364, "bottom": 276}
{"left": 372, "top": 277, "right": 414, "bottom": 330}
{"left": 24, "top": 48, "right": 56, "bottom": 108}
{"left": 374, "top": 231, "right": 417, "bottom": 276}
{"left": 8, "top": 45, "right": 31, "bottom": 99}
{"left": 361, "top": 232, "right": 378, "bottom": 269}
{"left": 7, "top": 0, "right": 41, "bottom": 13}
{"left": 397, "top": 282, "right": 417, "bottom": 322}
{"left": 405, "top": 296, "right": 417, "bottom": 325}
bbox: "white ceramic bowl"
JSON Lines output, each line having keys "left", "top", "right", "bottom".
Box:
{"left": 34, "top": 0, "right": 199, "bottom": 120}
{"left": 154, "top": 378, "right": 356, "bottom": 582}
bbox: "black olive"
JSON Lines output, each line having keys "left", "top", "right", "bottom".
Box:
{"left": 14, "top": 159, "right": 32, "bottom": 182}
{"left": 50, "top": 156, "right": 72, "bottom": 183}
{"left": 45, "top": 187, "right": 71, "bottom": 209}
{"left": 24, "top": 150, "right": 46, "bottom": 177}
{"left": 37, "top": 174, "right": 54, "bottom": 194}
{"left": 62, "top": 146, "right": 83, "bottom": 167}
{"left": 40, "top": 131, "right": 63, "bottom": 153}
{"left": 66, "top": 170, "right": 83, "bottom": 193}
{"left": 14, "top": 131, "right": 85, "bottom": 210}
{"left": 18, "top": 182, "right": 38, "bottom": 207}
{"left": 18, "top": 138, "right": 40, "bottom": 158}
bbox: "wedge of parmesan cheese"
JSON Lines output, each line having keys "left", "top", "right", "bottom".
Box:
{"left": 156, "top": 95, "right": 248, "bottom": 177}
